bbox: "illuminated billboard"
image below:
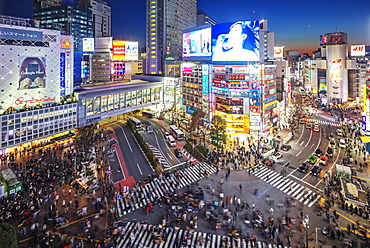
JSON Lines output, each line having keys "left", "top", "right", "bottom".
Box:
{"left": 124, "top": 41, "right": 139, "bottom": 60}
{"left": 0, "top": 25, "right": 66, "bottom": 111}
{"left": 112, "top": 41, "right": 125, "bottom": 60}
{"left": 83, "top": 38, "right": 94, "bottom": 52}
{"left": 112, "top": 41, "right": 138, "bottom": 60}
{"left": 183, "top": 27, "right": 212, "bottom": 60}
{"left": 212, "top": 21, "right": 260, "bottom": 62}
{"left": 351, "top": 45, "right": 365, "bottom": 57}
{"left": 18, "top": 57, "right": 46, "bottom": 90}
{"left": 274, "top": 46, "right": 284, "bottom": 58}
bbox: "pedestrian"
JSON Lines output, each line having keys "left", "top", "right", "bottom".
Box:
{"left": 225, "top": 173, "right": 229, "bottom": 180}
{"left": 239, "top": 184, "right": 243, "bottom": 193}
{"left": 220, "top": 178, "right": 224, "bottom": 185}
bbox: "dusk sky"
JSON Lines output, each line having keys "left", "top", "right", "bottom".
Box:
{"left": 1, "top": 0, "right": 369, "bottom": 54}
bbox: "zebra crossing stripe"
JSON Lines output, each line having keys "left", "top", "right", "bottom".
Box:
{"left": 250, "top": 166, "right": 319, "bottom": 207}
{"left": 116, "top": 222, "right": 291, "bottom": 248}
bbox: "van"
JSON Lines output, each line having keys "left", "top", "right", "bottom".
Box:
{"left": 339, "top": 139, "right": 346, "bottom": 149}
{"left": 167, "top": 135, "right": 176, "bottom": 147}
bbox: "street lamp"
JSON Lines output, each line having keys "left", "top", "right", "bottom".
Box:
{"left": 304, "top": 215, "right": 309, "bottom": 248}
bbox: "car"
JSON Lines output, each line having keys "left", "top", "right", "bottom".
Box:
{"left": 314, "top": 149, "right": 323, "bottom": 155}
{"left": 281, "top": 145, "right": 291, "bottom": 151}
{"left": 311, "top": 165, "right": 322, "bottom": 176}
{"left": 337, "top": 129, "right": 344, "bottom": 136}
{"left": 329, "top": 140, "right": 336, "bottom": 148}
{"left": 271, "top": 152, "right": 283, "bottom": 160}
{"left": 164, "top": 132, "right": 171, "bottom": 139}
{"left": 319, "top": 155, "right": 328, "bottom": 166}
{"left": 313, "top": 124, "right": 320, "bottom": 132}
{"left": 307, "top": 155, "right": 318, "bottom": 164}
{"left": 299, "top": 119, "right": 306, "bottom": 124}
{"left": 339, "top": 138, "right": 346, "bottom": 149}
{"left": 306, "top": 123, "right": 312, "bottom": 129}
{"left": 329, "top": 133, "right": 334, "bottom": 139}
{"left": 326, "top": 147, "right": 333, "bottom": 157}
{"left": 174, "top": 148, "right": 182, "bottom": 158}
{"left": 263, "top": 159, "right": 275, "bottom": 167}
{"left": 298, "top": 162, "right": 309, "bottom": 173}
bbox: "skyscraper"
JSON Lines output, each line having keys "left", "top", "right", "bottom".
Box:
{"left": 145, "top": 0, "right": 197, "bottom": 75}
{"left": 33, "top": 0, "right": 111, "bottom": 51}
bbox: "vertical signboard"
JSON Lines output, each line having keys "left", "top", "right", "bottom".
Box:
{"left": 60, "top": 53, "right": 66, "bottom": 96}
{"left": 202, "top": 64, "right": 209, "bottom": 96}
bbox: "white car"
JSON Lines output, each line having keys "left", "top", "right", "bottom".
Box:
{"left": 339, "top": 139, "right": 346, "bottom": 149}
{"left": 337, "top": 129, "right": 344, "bottom": 136}
{"left": 313, "top": 123, "right": 320, "bottom": 132}
{"left": 271, "top": 152, "right": 283, "bottom": 160}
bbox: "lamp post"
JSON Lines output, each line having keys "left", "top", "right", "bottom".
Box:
{"left": 304, "top": 215, "right": 310, "bottom": 248}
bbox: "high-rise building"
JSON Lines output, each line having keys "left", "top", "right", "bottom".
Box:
{"left": 145, "top": 0, "right": 197, "bottom": 75}
{"left": 33, "top": 0, "right": 111, "bottom": 51}
{"left": 91, "top": 0, "right": 111, "bottom": 37}
{"left": 196, "top": 8, "right": 218, "bottom": 26}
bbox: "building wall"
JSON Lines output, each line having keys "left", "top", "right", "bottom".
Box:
{"left": 146, "top": 0, "right": 196, "bottom": 75}
{"left": 326, "top": 44, "right": 348, "bottom": 102}
{"left": 91, "top": 0, "right": 112, "bottom": 37}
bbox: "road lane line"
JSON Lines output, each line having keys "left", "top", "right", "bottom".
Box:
{"left": 295, "top": 151, "right": 302, "bottom": 157}
{"left": 305, "top": 129, "right": 312, "bottom": 147}
{"left": 136, "top": 163, "right": 143, "bottom": 175}
{"left": 300, "top": 141, "right": 305, "bottom": 146}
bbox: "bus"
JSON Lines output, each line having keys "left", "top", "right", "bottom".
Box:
{"left": 129, "top": 117, "right": 143, "bottom": 129}
{"left": 169, "top": 125, "right": 185, "bottom": 141}
{"left": 0, "top": 168, "right": 22, "bottom": 196}
{"left": 142, "top": 111, "right": 155, "bottom": 118}
{"left": 167, "top": 135, "right": 176, "bottom": 147}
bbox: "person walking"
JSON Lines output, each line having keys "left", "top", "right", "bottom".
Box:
{"left": 239, "top": 184, "right": 243, "bottom": 193}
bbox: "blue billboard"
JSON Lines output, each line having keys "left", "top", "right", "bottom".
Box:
{"left": 212, "top": 21, "right": 260, "bottom": 62}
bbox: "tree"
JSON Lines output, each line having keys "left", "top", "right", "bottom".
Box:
{"left": 190, "top": 110, "right": 205, "bottom": 136}
{"left": 75, "top": 123, "right": 98, "bottom": 154}
{"left": 0, "top": 222, "right": 17, "bottom": 248}
{"left": 210, "top": 115, "right": 227, "bottom": 148}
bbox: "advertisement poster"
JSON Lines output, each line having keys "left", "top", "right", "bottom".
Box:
{"left": 183, "top": 27, "right": 212, "bottom": 59}
{"left": 18, "top": 57, "right": 46, "bottom": 90}
{"left": 212, "top": 20, "right": 260, "bottom": 62}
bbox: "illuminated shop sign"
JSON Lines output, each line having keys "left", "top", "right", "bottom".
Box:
{"left": 60, "top": 53, "right": 66, "bottom": 96}
{"left": 0, "top": 27, "right": 42, "bottom": 41}
{"left": 83, "top": 38, "right": 94, "bottom": 52}
{"left": 351, "top": 45, "right": 365, "bottom": 57}
{"left": 202, "top": 64, "right": 209, "bottom": 95}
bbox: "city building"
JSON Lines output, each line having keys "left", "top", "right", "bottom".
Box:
{"left": 33, "top": 0, "right": 94, "bottom": 51}
{"left": 91, "top": 0, "right": 111, "bottom": 38}
{"left": 87, "top": 37, "right": 141, "bottom": 84}
{"left": 0, "top": 16, "right": 77, "bottom": 150}
{"left": 196, "top": 8, "right": 218, "bottom": 26}
{"left": 180, "top": 20, "right": 278, "bottom": 140}
{"left": 145, "top": 0, "right": 197, "bottom": 75}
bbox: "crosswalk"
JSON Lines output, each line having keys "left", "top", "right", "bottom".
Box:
{"left": 250, "top": 166, "right": 321, "bottom": 208}
{"left": 115, "top": 162, "right": 216, "bottom": 217}
{"left": 115, "top": 221, "right": 289, "bottom": 248}
{"left": 147, "top": 143, "right": 171, "bottom": 168}
{"left": 302, "top": 118, "right": 342, "bottom": 127}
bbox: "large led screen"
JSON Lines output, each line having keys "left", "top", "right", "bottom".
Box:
{"left": 212, "top": 21, "right": 260, "bottom": 62}
{"left": 183, "top": 27, "right": 211, "bottom": 60}
{"left": 18, "top": 57, "right": 46, "bottom": 90}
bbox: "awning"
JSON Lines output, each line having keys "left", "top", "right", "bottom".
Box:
{"left": 360, "top": 136, "right": 370, "bottom": 143}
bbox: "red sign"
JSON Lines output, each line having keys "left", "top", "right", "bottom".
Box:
{"left": 113, "top": 46, "right": 125, "bottom": 55}
{"left": 228, "top": 75, "right": 245, "bottom": 80}
{"left": 214, "top": 74, "right": 226, "bottom": 80}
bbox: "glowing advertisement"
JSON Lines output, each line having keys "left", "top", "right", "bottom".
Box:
{"left": 83, "top": 38, "right": 95, "bottom": 52}
{"left": 112, "top": 41, "right": 126, "bottom": 60}
{"left": 112, "top": 41, "right": 138, "bottom": 60}
{"left": 351, "top": 45, "right": 365, "bottom": 57}
{"left": 125, "top": 41, "right": 139, "bottom": 60}
{"left": 202, "top": 64, "right": 210, "bottom": 96}
{"left": 183, "top": 27, "right": 212, "bottom": 60}
{"left": 319, "top": 78, "right": 327, "bottom": 92}
{"left": 274, "top": 46, "right": 284, "bottom": 58}
{"left": 0, "top": 27, "right": 42, "bottom": 41}
{"left": 328, "top": 58, "right": 343, "bottom": 96}
{"left": 18, "top": 57, "right": 46, "bottom": 90}
{"left": 212, "top": 21, "right": 260, "bottom": 62}
{"left": 60, "top": 53, "right": 66, "bottom": 96}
